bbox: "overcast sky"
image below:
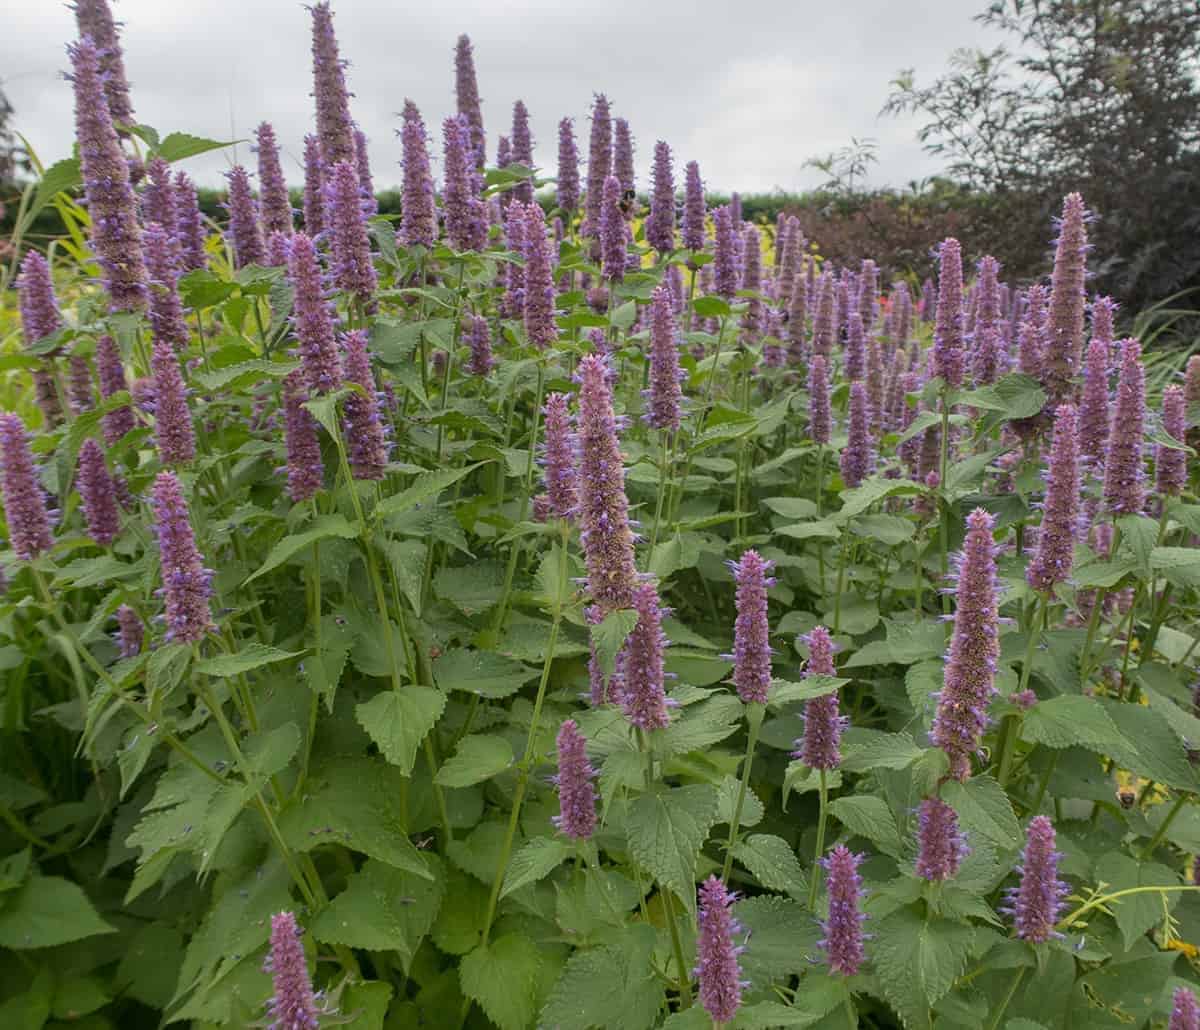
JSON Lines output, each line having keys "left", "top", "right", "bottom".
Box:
{"left": 4, "top": 1, "right": 996, "bottom": 195}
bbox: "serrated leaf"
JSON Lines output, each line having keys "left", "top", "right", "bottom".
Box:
{"left": 769, "top": 676, "right": 849, "bottom": 707}
{"left": 376, "top": 462, "right": 486, "bottom": 519}
{"left": 355, "top": 687, "right": 446, "bottom": 776}
{"left": 874, "top": 908, "right": 974, "bottom": 1026}
{"left": 501, "top": 837, "right": 572, "bottom": 899}
{"left": 246, "top": 515, "right": 360, "bottom": 584}
{"left": 460, "top": 933, "right": 542, "bottom": 1030}
{"left": 1021, "top": 695, "right": 1127, "bottom": 752}
{"left": 941, "top": 775, "right": 1020, "bottom": 850}
{"left": 154, "top": 132, "right": 237, "bottom": 162}
{"left": 658, "top": 694, "right": 742, "bottom": 756}
{"left": 735, "top": 895, "right": 823, "bottom": 984}
{"left": 540, "top": 923, "right": 663, "bottom": 1030}
{"left": 829, "top": 795, "right": 903, "bottom": 856}
{"left": 0, "top": 876, "right": 115, "bottom": 949}
{"left": 433, "top": 648, "right": 538, "bottom": 698}
{"left": 626, "top": 784, "right": 718, "bottom": 911}
{"left": 836, "top": 477, "right": 922, "bottom": 521}
{"left": 1092, "top": 852, "right": 1179, "bottom": 951}
{"left": 195, "top": 644, "right": 303, "bottom": 678}
{"left": 435, "top": 734, "right": 514, "bottom": 788}
{"left": 591, "top": 608, "right": 639, "bottom": 682}
{"left": 731, "top": 834, "right": 806, "bottom": 894}
{"left": 840, "top": 729, "right": 925, "bottom": 772}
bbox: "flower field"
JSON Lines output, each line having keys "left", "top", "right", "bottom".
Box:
{"left": 3, "top": 3, "right": 1200, "bottom": 1028}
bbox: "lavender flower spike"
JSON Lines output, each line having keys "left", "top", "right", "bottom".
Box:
{"left": 464, "top": 316, "right": 494, "bottom": 377}
{"left": 796, "top": 625, "right": 845, "bottom": 770}
{"left": 575, "top": 355, "right": 639, "bottom": 611}
{"left": 599, "top": 175, "right": 626, "bottom": 284}
{"left": 682, "top": 161, "right": 705, "bottom": 253}
{"left": 556, "top": 118, "right": 580, "bottom": 217}
{"left": 808, "top": 354, "right": 831, "bottom": 446}
{"left": 695, "top": 876, "right": 744, "bottom": 1025}
{"left": 523, "top": 203, "right": 558, "bottom": 349}
{"left": 1027, "top": 404, "right": 1081, "bottom": 594}
{"left": 225, "top": 166, "right": 266, "bottom": 269}
{"left": 1043, "top": 193, "right": 1089, "bottom": 406}
{"left": 510, "top": 100, "right": 534, "bottom": 205}
{"left": 1102, "top": 338, "right": 1146, "bottom": 516}
{"left": 76, "top": 438, "right": 120, "bottom": 546}
{"left": 712, "top": 205, "right": 739, "bottom": 300}
{"left": 931, "top": 237, "right": 965, "bottom": 387}
{"left": 729, "top": 550, "right": 775, "bottom": 704}
{"left": 96, "top": 334, "right": 135, "bottom": 444}
{"left": 442, "top": 115, "right": 486, "bottom": 252}
{"left": 915, "top": 797, "right": 968, "bottom": 882}
{"left": 142, "top": 157, "right": 177, "bottom": 234}
{"left": 541, "top": 392, "right": 577, "bottom": 520}
{"left": 287, "top": 232, "right": 342, "bottom": 394}
{"left": 454, "top": 35, "right": 486, "bottom": 168}
{"left": 1006, "top": 815, "right": 1068, "bottom": 942}
{"left": 310, "top": 2, "right": 356, "bottom": 172}
{"left": 353, "top": 128, "right": 377, "bottom": 217}
{"left": 931, "top": 508, "right": 1001, "bottom": 781}
{"left": 821, "top": 845, "right": 867, "bottom": 976}
{"left": 302, "top": 135, "right": 324, "bottom": 237}
{"left": 256, "top": 122, "right": 293, "bottom": 239}
{"left": 150, "top": 337, "right": 196, "bottom": 466}
{"left": 174, "top": 172, "right": 208, "bottom": 272}
{"left": 647, "top": 140, "right": 675, "bottom": 255}
{"left": 73, "top": 0, "right": 135, "bottom": 131}
{"left": 263, "top": 911, "right": 320, "bottom": 1030}
{"left": 150, "top": 471, "right": 214, "bottom": 642}
{"left": 812, "top": 272, "right": 836, "bottom": 358}
{"left": 68, "top": 356, "right": 94, "bottom": 415}
{"left": 18, "top": 250, "right": 61, "bottom": 343}
{"left": 142, "top": 222, "right": 189, "bottom": 352}
{"left": 399, "top": 101, "right": 436, "bottom": 247}
{"left": 1170, "top": 987, "right": 1200, "bottom": 1030}
{"left": 0, "top": 414, "right": 54, "bottom": 560}
{"left": 70, "top": 38, "right": 147, "bottom": 311}
{"left": 1156, "top": 385, "right": 1187, "bottom": 497}
{"left": 622, "top": 581, "right": 672, "bottom": 731}
{"left": 324, "top": 160, "right": 377, "bottom": 300}
{"left": 740, "top": 224, "right": 763, "bottom": 337}
{"left": 553, "top": 719, "right": 597, "bottom": 841}
{"left": 282, "top": 370, "right": 324, "bottom": 503}
{"left": 583, "top": 94, "right": 613, "bottom": 239}
{"left": 1078, "top": 333, "right": 1110, "bottom": 473}
{"left": 840, "top": 382, "right": 873, "bottom": 488}
{"left": 116, "top": 604, "right": 143, "bottom": 658}
{"left": 340, "top": 330, "right": 389, "bottom": 481}
{"left": 613, "top": 118, "right": 635, "bottom": 193}
{"left": 644, "top": 285, "right": 684, "bottom": 433}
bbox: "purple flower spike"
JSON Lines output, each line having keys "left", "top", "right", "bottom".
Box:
{"left": 77, "top": 438, "right": 120, "bottom": 547}
{"left": 583, "top": 95, "right": 613, "bottom": 239}
{"left": 729, "top": 550, "right": 775, "bottom": 704}
{"left": 464, "top": 315, "right": 494, "bottom": 377}
{"left": 599, "top": 175, "right": 626, "bottom": 284}
{"left": 142, "top": 222, "right": 189, "bottom": 352}
{"left": 302, "top": 135, "right": 324, "bottom": 237}
{"left": 787, "top": 263, "right": 809, "bottom": 364}
{"left": 712, "top": 205, "right": 739, "bottom": 301}
{"left": 173, "top": 172, "right": 207, "bottom": 272}
{"left": 0, "top": 414, "right": 54, "bottom": 561}
{"left": 142, "top": 157, "right": 177, "bottom": 234}
{"left": 613, "top": 118, "right": 634, "bottom": 195}
{"left": 340, "top": 330, "right": 389, "bottom": 481}
{"left": 931, "top": 508, "right": 1001, "bottom": 781}
{"left": 809, "top": 354, "right": 831, "bottom": 447}
{"left": 264, "top": 911, "right": 320, "bottom": 1030}
{"left": 68, "top": 356, "right": 94, "bottom": 415}
{"left": 256, "top": 123, "right": 293, "bottom": 239}
{"left": 1102, "top": 338, "right": 1146, "bottom": 516}
{"left": 150, "top": 337, "right": 196, "bottom": 466}
{"left": 682, "top": 161, "right": 705, "bottom": 253}
{"left": 1006, "top": 815, "right": 1068, "bottom": 943}
{"left": 1027, "top": 404, "right": 1081, "bottom": 594}
{"left": 932, "top": 238, "right": 964, "bottom": 387}
{"left": 310, "top": 2, "right": 356, "bottom": 174}
{"left": 225, "top": 166, "right": 266, "bottom": 269}
{"left": 821, "top": 845, "right": 867, "bottom": 977}
{"left": 541, "top": 392, "right": 577, "bottom": 520}
{"left": 70, "top": 37, "right": 147, "bottom": 312}
{"left": 282, "top": 371, "right": 323, "bottom": 503}
{"left": 796, "top": 625, "right": 845, "bottom": 770}
{"left": 18, "top": 250, "right": 62, "bottom": 344}
{"left": 1157, "top": 385, "right": 1187, "bottom": 497}
{"left": 353, "top": 128, "right": 377, "bottom": 217}
{"left": 576, "top": 355, "right": 638, "bottom": 611}
{"left": 454, "top": 35, "right": 486, "bottom": 169}
{"left": 510, "top": 100, "right": 533, "bottom": 205}
{"left": 556, "top": 118, "right": 580, "bottom": 217}
{"left": 695, "top": 876, "right": 743, "bottom": 1026}
{"left": 622, "top": 582, "right": 671, "bottom": 732}
{"left": 442, "top": 116, "right": 486, "bottom": 252}
{"left": 1078, "top": 334, "right": 1110, "bottom": 473}
{"left": 845, "top": 310, "right": 866, "bottom": 382}
{"left": 96, "top": 334, "right": 135, "bottom": 445}
{"left": 1044, "top": 193, "right": 1089, "bottom": 406}
{"left": 73, "top": 0, "right": 135, "bottom": 131}
{"left": 324, "top": 160, "right": 377, "bottom": 299}
{"left": 554, "top": 719, "right": 596, "bottom": 841}
{"left": 287, "top": 233, "right": 341, "bottom": 394}
{"left": 644, "top": 285, "right": 684, "bottom": 433}
{"left": 740, "top": 224, "right": 764, "bottom": 337}
{"left": 646, "top": 141, "right": 675, "bottom": 255}
{"left": 523, "top": 203, "right": 558, "bottom": 349}
{"left": 150, "top": 471, "right": 214, "bottom": 643}
{"left": 915, "top": 797, "right": 968, "bottom": 882}
{"left": 399, "top": 101, "right": 436, "bottom": 247}
{"left": 1170, "top": 987, "right": 1200, "bottom": 1030}
{"left": 812, "top": 272, "right": 837, "bottom": 358}
{"left": 116, "top": 604, "right": 143, "bottom": 658}
{"left": 840, "top": 382, "right": 873, "bottom": 488}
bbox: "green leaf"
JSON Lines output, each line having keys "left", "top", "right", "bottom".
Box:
{"left": 193, "top": 358, "right": 299, "bottom": 392}
{"left": 245, "top": 515, "right": 360, "bottom": 584}
{"left": 433, "top": 648, "right": 538, "bottom": 698}
{"left": 693, "top": 296, "right": 732, "bottom": 317}
{"left": 735, "top": 896, "right": 823, "bottom": 984}
{"left": 762, "top": 497, "right": 819, "bottom": 519}
{"left": 0, "top": 848, "right": 31, "bottom": 893}
{"left": 836, "top": 477, "right": 922, "bottom": 521}
{"left": 626, "top": 784, "right": 718, "bottom": 911}
{"left": 591, "top": 608, "right": 639, "bottom": 681}
{"left": 435, "top": 734, "right": 514, "bottom": 788}
{"left": 540, "top": 924, "right": 664, "bottom": 1030}
{"left": 731, "top": 834, "right": 806, "bottom": 894}
{"left": 1022, "top": 695, "right": 1127, "bottom": 753}
{"left": 768, "top": 676, "right": 849, "bottom": 708}
{"left": 775, "top": 520, "right": 841, "bottom": 541}
{"left": 460, "top": 933, "right": 543, "bottom": 1030}
{"left": 840, "top": 729, "right": 925, "bottom": 772}
{"left": 154, "top": 132, "right": 237, "bottom": 162}
{"left": 658, "top": 694, "right": 742, "bottom": 756}
{"left": 852, "top": 513, "right": 916, "bottom": 546}
{"left": 195, "top": 644, "right": 303, "bottom": 678}
{"left": 1092, "top": 853, "right": 1180, "bottom": 951}
{"left": 33, "top": 157, "right": 82, "bottom": 213}
{"left": 941, "top": 775, "right": 1020, "bottom": 850}
{"left": 355, "top": 687, "right": 446, "bottom": 776}
{"left": 1071, "top": 557, "right": 1139, "bottom": 589}
{"left": 433, "top": 561, "right": 506, "bottom": 614}
{"left": 50, "top": 976, "right": 111, "bottom": 1020}
{"left": 312, "top": 856, "right": 444, "bottom": 971}
{"left": 0, "top": 876, "right": 115, "bottom": 949}
{"left": 501, "top": 837, "right": 573, "bottom": 898}
{"left": 376, "top": 462, "right": 486, "bottom": 519}
{"left": 279, "top": 758, "right": 433, "bottom": 878}
{"left": 843, "top": 620, "right": 944, "bottom": 667}
{"left": 874, "top": 908, "right": 975, "bottom": 1025}
{"left": 829, "top": 795, "right": 903, "bottom": 856}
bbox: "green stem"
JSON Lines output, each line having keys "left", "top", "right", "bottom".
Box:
{"left": 985, "top": 966, "right": 1026, "bottom": 1030}
{"left": 1140, "top": 793, "right": 1188, "bottom": 860}
{"left": 664, "top": 888, "right": 693, "bottom": 1008}
{"left": 937, "top": 394, "right": 952, "bottom": 619}
{"left": 721, "top": 702, "right": 765, "bottom": 882}
{"left": 1028, "top": 750, "right": 1055, "bottom": 813}
{"left": 808, "top": 768, "right": 830, "bottom": 911}
{"left": 997, "top": 594, "right": 1044, "bottom": 788}
{"left": 844, "top": 996, "right": 858, "bottom": 1029}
